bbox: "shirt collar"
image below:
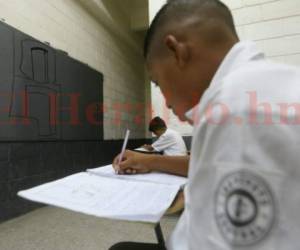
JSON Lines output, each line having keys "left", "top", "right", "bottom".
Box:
{"left": 185, "top": 41, "right": 265, "bottom": 122}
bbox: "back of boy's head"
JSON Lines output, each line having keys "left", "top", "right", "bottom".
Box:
{"left": 149, "top": 117, "right": 167, "bottom": 133}
{"left": 144, "top": 0, "right": 238, "bottom": 60}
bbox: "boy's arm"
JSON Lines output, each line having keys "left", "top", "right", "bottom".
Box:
{"left": 113, "top": 150, "right": 189, "bottom": 177}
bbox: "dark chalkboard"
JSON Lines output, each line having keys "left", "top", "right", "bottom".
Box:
{"left": 0, "top": 21, "right": 103, "bottom": 141}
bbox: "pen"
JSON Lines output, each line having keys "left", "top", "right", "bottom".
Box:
{"left": 116, "top": 129, "right": 130, "bottom": 174}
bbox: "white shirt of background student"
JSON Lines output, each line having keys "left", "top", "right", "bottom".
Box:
{"left": 150, "top": 128, "right": 187, "bottom": 156}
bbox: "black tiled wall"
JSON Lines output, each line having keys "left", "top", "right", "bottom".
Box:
{"left": 0, "top": 139, "right": 149, "bottom": 222}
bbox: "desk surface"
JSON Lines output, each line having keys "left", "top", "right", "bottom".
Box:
{"left": 165, "top": 191, "right": 184, "bottom": 215}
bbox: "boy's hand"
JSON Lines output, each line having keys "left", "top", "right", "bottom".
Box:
{"left": 112, "top": 150, "right": 152, "bottom": 175}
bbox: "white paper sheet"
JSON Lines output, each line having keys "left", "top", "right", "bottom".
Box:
{"left": 18, "top": 172, "right": 180, "bottom": 223}
{"left": 87, "top": 165, "right": 187, "bottom": 187}
{"left": 134, "top": 147, "right": 151, "bottom": 152}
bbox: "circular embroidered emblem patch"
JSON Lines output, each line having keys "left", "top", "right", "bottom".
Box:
{"left": 215, "top": 170, "right": 275, "bottom": 246}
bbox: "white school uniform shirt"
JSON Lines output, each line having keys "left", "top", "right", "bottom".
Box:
{"left": 167, "top": 41, "right": 300, "bottom": 250}
{"left": 152, "top": 128, "right": 187, "bottom": 156}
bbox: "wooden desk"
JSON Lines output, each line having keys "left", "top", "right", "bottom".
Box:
{"left": 166, "top": 190, "right": 184, "bottom": 215}
{"left": 153, "top": 191, "right": 184, "bottom": 246}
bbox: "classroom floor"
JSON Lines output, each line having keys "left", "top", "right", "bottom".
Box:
{"left": 0, "top": 206, "right": 179, "bottom": 250}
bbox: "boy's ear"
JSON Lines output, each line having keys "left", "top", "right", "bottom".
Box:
{"left": 164, "top": 35, "right": 189, "bottom": 68}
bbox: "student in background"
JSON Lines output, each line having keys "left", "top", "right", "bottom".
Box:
{"left": 142, "top": 116, "right": 187, "bottom": 156}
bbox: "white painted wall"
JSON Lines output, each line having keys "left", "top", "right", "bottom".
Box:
{"left": 224, "top": 0, "right": 300, "bottom": 66}
{"left": 148, "top": 0, "right": 166, "bottom": 21}
{"left": 149, "top": 0, "right": 300, "bottom": 136}
{"left": 0, "top": 0, "right": 147, "bottom": 139}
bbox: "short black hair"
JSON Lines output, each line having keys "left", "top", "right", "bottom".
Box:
{"left": 148, "top": 117, "right": 167, "bottom": 132}
{"left": 144, "top": 0, "right": 238, "bottom": 58}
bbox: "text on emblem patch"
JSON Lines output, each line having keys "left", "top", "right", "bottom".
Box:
{"left": 215, "top": 170, "right": 275, "bottom": 246}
